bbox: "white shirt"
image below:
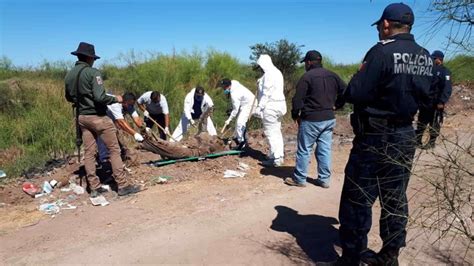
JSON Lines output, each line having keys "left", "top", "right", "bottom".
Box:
{"left": 229, "top": 80, "right": 255, "bottom": 120}
{"left": 137, "top": 91, "right": 169, "bottom": 115}
{"left": 183, "top": 88, "right": 214, "bottom": 120}
{"left": 106, "top": 103, "right": 139, "bottom": 121}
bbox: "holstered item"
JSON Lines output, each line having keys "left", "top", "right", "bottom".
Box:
{"left": 73, "top": 66, "right": 88, "bottom": 161}
{"left": 350, "top": 113, "right": 365, "bottom": 136}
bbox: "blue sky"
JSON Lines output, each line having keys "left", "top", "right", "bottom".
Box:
{"left": 0, "top": 0, "right": 449, "bottom": 67}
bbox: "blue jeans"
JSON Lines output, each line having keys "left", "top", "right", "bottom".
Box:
{"left": 293, "top": 119, "right": 336, "bottom": 185}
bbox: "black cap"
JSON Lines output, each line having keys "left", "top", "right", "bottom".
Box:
{"left": 71, "top": 42, "right": 100, "bottom": 59}
{"left": 431, "top": 50, "right": 444, "bottom": 59}
{"left": 372, "top": 2, "right": 414, "bottom": 26}
{"left": 300, "top": 50, "right": 322, "bottom": 63}
{"left": 219, "top": 78, "right": 231, "bottom": 88}
{"left": 195, "top": 86, "right": 205, "bottom": 95}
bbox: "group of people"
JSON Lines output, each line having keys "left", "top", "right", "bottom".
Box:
{"left": 65, "top": 2, "right": 452, "bottom": 265}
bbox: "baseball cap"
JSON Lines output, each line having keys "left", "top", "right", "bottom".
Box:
{"left": 372, "top": 2, "right": 415, "bottom": 26}
{"left": 219, "top": 78, "right": 232, "bottom": 88}
{"left": 431, "top": 50, "right": 444, "bottom": 59}
{"left": 300, "top": 50, "right": 322, "bottom": 63}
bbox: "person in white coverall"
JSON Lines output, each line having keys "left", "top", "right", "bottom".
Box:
{"left": 254, "top": 54, "right": 287, "bottom": 167}
{"left": 219, "top": 78, "right": 255, "bottom": 150}
{"left": 171, "top": 86, "right": 217, "bottom": 142}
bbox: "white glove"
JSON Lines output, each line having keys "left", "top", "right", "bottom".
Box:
{"left": 224, "top": 118, "right": 232, "bottom": 126}
{"left": 253, "top": 107, "right": 263, "bottom": 119}
{"left": 134, "top": 132, "right": 144, "bottom": 142}
{"left": 164, "top": 127, "right": 170, "bottom": 135}
{"left": 145, "top": 127, "right": 151, "bottom": 133}
{"left": 190, "top": 119, "right": 195, "bottom": 126}
{"left": 143, "top": 110, "right": 149, "bottom": 118}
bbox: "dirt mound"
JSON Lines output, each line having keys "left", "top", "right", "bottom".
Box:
{"left": 446, "top": 83, "right": 473, "bottom": 114}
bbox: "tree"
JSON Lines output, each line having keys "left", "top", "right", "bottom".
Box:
{"left": 249, "top": 39, "right": 303, "bottom": 85}
{"left": 426, "top": 0, "right": 473, "bottom": 53}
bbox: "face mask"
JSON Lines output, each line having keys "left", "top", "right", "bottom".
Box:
{"left": 194, "top": 95, "right": 204, "bottom": 102}
{"left": 224, "top": 89, "right": 230, "bottom": 95}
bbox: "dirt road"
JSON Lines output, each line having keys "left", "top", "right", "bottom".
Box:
{"left": 1, "top": 143, "right": 467, "bottom": 264}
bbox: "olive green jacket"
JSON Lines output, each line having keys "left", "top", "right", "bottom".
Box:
{"left": 65, "top": 61, "right": 117, "bottom": 115}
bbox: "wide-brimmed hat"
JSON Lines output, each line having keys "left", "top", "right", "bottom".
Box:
{"left": 71, "top": 42, "right": 100, "bottom": 59}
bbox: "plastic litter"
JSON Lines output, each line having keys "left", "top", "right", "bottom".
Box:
{"left": 0, "top": 170, "right": 6, "bottom": 178}
{"left": 90, "top": 195, "right": 109, "bottom": 207}
{"left": 238, "top": 162, "right": 250, "bottom": 171}
{"left": 49, "top": 179, "right": 58, "bottom": 188}
{"left": 39, "top": 203, "right": 60, "bottom": 215}
{"left": 42, "top": 181, "right": 54, "bottom": 194}
{"left": 150, "top": 176, "right": 171, "bottom": 185}
{"left": 22, "top": 182, "right": 40, "bottom": 197}
{"left": 69, "top": 183, "right": 85, "bottom": 195}
{"left": 223, "top": 170, "right": 246, "bottom": 178}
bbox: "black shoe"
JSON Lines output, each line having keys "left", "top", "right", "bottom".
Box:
{"left": 233, "top": 140, "right": 247, "bottom": 150}
{"left": 90, "top": 187, "right": 109, "bottom": 198}
{"left": 360, "top": 248, "right": 399, "bottom": 266}
{"left": 117, "top": 184, "right": 141, "bottom": 196}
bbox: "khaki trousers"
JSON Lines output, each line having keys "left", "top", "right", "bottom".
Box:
{"left": 78, "top": 115, "right": 129, "bottom": 189}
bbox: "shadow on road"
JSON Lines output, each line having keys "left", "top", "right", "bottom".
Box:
{"left": 269, "top": 205, "right": 340, "bottom": 263}
{"left": 260, "top": 166, "right": 294, "bottom": 180}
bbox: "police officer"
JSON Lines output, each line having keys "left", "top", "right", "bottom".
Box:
{"left": 65, "top": 42, "right": 141, "bottom": 198}
{"left": 416, "top": 50, "right": 452, "bottom": 149}
{"left": 334, "top": 3, "right": 432, "bottom": 265}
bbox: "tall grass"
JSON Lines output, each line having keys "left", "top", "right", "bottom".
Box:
{"left": 1, "top": 51, "right": 469, "bottom": 179}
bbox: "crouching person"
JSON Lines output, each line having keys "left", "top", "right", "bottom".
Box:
{"left": 171, "top": 86, "right": 217, "bottom": 142}
{"left": 97, "top": 92, "right": 144, "bottom": 166}
{"left": 65, "top": 42, "right": 141, "bottom": 197}
{"left": 219, "top": 78, "right": 255, "bottom": 150}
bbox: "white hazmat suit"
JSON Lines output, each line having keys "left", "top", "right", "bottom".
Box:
{"left": 171, "top": 88, "right": 217, "bottom": 142}
{"left": 255, "top": 54, "right": 287, "bottom": 165}
{"left": 224, "top": 80, "right": 255, "bottom": 143}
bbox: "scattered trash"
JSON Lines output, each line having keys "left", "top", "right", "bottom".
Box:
{"left": 49, "top": 179, "right": 58, "bottom": 188}
{"left": 34, "top": 193, "right": 47, "bottom": 198}
{"left": 66, "top": 194, "right": 77, "bottom": 201}
{"left": 22, "top": 182, "right": 40, "bottom": 197}
{"left": 39, "top": 203, "right": 60, "bottom": 215}
{"left": 90, "top": 195, "right": 109, "bottom": 207}
{"left": 42, "top": 181, "right": 54, "bottom": 194}
{"left": 69, "top": 183, "right": 85, "bottom": 195}
{"left": 461, "top": 96, "right": 471, "bottom": 101}
{"left": 223, "top": 170, "right": 246, "bottom": 178}
{"left": 150, "top": 176, "right": 172, "bottom": 185}
{"left": 0, "top": 170, "right": 6, "bottom": 178}
{"left": 61, "top": 205, "right": 77, "bottom": 210}
{"left": 238, "top": 162, "right": 250, "bottom": 171}
{"left": 100, "top": 185, "right": 111, "bottom": 191}
{"left": 60, "top": 187, "right": 72, "bottom": 192}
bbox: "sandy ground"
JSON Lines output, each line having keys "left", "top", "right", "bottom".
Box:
{"left": 0, "top": 85, "right": 472, "bottom": 265}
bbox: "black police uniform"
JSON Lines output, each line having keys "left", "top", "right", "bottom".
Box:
{"left": 339, "top": 33, "right": 432, "bottom": 260}
{"left": 416, "top": 64, "right": 452, "bottom": 147}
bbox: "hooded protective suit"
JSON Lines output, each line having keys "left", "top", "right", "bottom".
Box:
{"left": 171, "top": 88, "right": 217, "bottom": 142}
{"left": 226, "top": 80, "right": 255, "bottom": 143}
{"left": 255, "top": 54, "right": 287, "bottom": 162}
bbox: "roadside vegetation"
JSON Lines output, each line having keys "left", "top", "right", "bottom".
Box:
{"left": 0, "top": 48, "right": 472, "bottom": 179}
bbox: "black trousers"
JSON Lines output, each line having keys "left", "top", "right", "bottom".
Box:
{"left": 145, "top": 113, "right": 166, "bottom": 140}
{"left": 416, "top": 107, "right": 441, "bottom": 145}
{"left": 339, "top": 125, "right": 415, "bottom": 260}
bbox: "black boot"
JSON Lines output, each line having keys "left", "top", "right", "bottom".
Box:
{"left": 360, "top": 248, "right": 399, "bottom": 266}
